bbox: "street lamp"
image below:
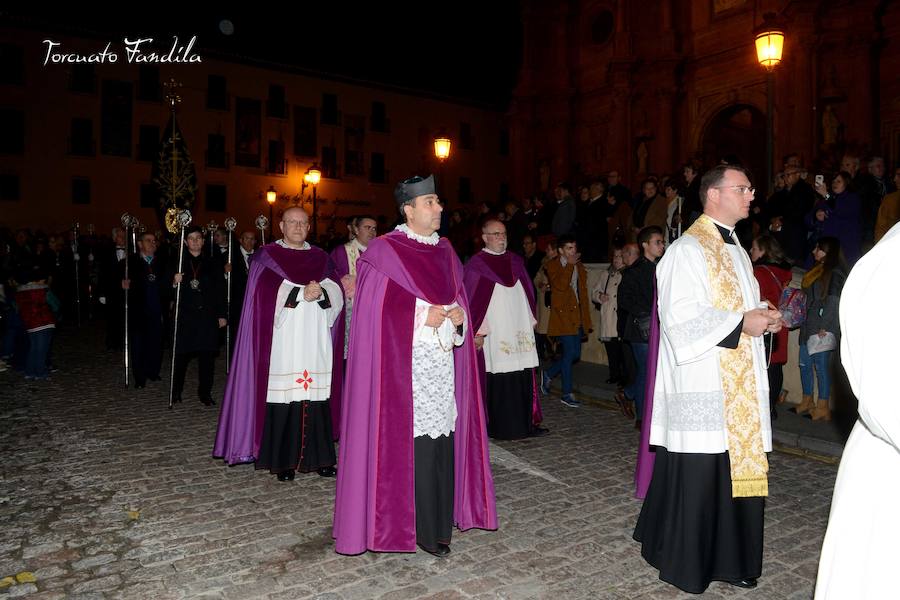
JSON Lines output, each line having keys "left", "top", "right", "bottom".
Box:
{"left": 755, "top": 12, "right": 785, "bottom": 196}
{"left": 433, "top": 134, "right": 451, "bottom": 200}
{"left": 302, "top": 164, "right": 322, "bottom": 241}
{"left": 265, "top": 184, "right": 277, "bottom": 239}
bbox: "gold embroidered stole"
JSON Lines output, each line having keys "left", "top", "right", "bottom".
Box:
{"left": 686, "top": 215, "right": 769, "bottom": 497}
{"left": 345, "top": 241, "right": 361, "bottom": 278}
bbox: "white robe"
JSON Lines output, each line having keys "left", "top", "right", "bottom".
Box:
{"left": 477, "top": 280, "right": 539, "bottom": 374}
{"left": 815, "top": 223, "right": 900, "bottom": 599}
{"left": 266, "top": 277, "right": 343, "bottom": 404}
{"left": 650, "top": 224, "right": 772, "bottom": 454}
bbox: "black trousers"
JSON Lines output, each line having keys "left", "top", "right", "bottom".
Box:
{"left": 132, "top": 321, "right": 163, "bottom": 385}
{"left": 172, "top": 350, "right": 215, "bottom": 400}
{"left": 414, "top": 434, "right": 454, "bottom": 551}
{"left": 603, "top": 339, "right": 626, "bottom": 383}
{"left": 767, "top": 363, "right": 784, "bottom": 412}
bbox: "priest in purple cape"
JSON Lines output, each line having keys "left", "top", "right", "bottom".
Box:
{"left": 634, "top": 286, "right": 660, "bottom": 498}
{"left": 213, "top": 207, "right": 345, "bottom": 481}
{"left": 330, "top": 215, "right": 377, "bottom": 364}
{"left": 333, "top": 175, "right": 497, "bottom": 558}
{"left": 463, "top": 218, "right": 547, "bottom": 439}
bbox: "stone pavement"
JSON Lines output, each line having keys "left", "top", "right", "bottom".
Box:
{"left": 0, "top": 323, "right": 838, "bottom": 599}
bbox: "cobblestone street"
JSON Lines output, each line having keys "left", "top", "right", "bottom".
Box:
{"left": 0, "top": 324, "right": 838, "bottom": 599}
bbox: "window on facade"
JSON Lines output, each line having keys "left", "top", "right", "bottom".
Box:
{"left": 267, "top": 84, "right": 287, "bottom": 119}
{"left": 0, "top": 174, "right": 20, "bottom": 201}
{"left": 321, "top": 146, "right": 339, "bottom": 179}
{"left": 321, "top": 93, "right": 340, "bottom": 125}
{"left": 293, "top": 106, "right": 317, "bottom": 157}
{"left": 460, "top": 122, "right": 473, "bottom": 150}
{"left": 72, "top": 178, "right": 90, "bottom": 204}
{"left": 0, "top": 44, "right": 24, "bottom": 85}
{"left": 70, "top": 118, "right": 94, "bottom": 156}
{"left": 267, "top": 140, "right": 286, "bottom": 174}
{"left": 206, "top": 133, "right": 227, "bottom": 168}
{"left": 0, "top": 109, "right": 25, "bottom": 155}
{"left": 137, "top": 125, "right": 159, "bottom": 161}
{"left": 458, "top": 176, "right": 473, "bottom": 203}
{"left": 371, "top": 101, "right": 389, "bottom": 133}
{"left": 206, "top": 183, "right": 227, "bottom": 212}
{"left": 137, "top": 66, "right": 161, "bottom": 102}
{"left": 207, "top": 75, "right": 228, "bottom": 110}
{"left": 369, "top": 153, "right": 386, "bottom": 184}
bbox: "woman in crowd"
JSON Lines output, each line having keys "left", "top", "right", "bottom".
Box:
{"left": 592, "top": 247, "right": 626, "bottom": 385}
{"left": 793, "top": 236, "right": 847, "bottom": 421}
{"left": 810, "top": 171, "right": 862, "bottom": 265}
{"left": 750, "top": 235, "right": 792, "bottom": 420}
{"left": 533, "top": 239, "right": 558, "bottom": 361}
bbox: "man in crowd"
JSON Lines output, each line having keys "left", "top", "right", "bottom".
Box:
{"left": 551, "top": 182, "right": 576, "bottom": 237}
{"left": 540, "top": 234, "right": 591, "bottom": 408}
{"left": 634, "top": 164, "right": 782, "bottom": 593}
{"left": 121, "top": 232, "right": 167, "bottom": 389}
{"left": 464, "top": 219, "right": 546, "bottom": 439}
{"left": 333, "top": 174, "right": 496, "bottom": 558}
{"left": 214, "top": 207, "right": 343, "bottom": 481}
{"left": 766, "top": 164, "right": 816, "bottom": 264}
{"left": 522, "top": 233, "right": 545, "bottom": 283}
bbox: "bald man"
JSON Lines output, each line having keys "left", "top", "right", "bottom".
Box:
{"left": 215, "top": 207, "right": 345, "bottom": 481}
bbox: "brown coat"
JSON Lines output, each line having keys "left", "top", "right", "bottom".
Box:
{"left": 607, "top": 200, "right": 634, "bottom": 256}
{"left": 875, "top": 190, "right": 900, "bottom": 243}
{"left": 546, "top": 258, "right": 592, "bottom": 336}
{"left": 630, "top": 194, "right": 668, "bottom": 236}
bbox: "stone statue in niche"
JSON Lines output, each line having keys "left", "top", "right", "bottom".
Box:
{"left": 539, "top": 160, "right": 551, "bottom": 192}
{"left": 636, "top": 141, "right": 649, "bottom": 174}
{"left": 822, "top": 105, "right": 840, "bottom": 147}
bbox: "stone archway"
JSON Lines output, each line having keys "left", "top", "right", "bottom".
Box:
{"left": 700, "top": 104, "right": 767, "bottom": 185}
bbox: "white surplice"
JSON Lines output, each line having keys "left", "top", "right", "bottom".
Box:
{"left": 815, "top": 223, "right": 900, "bottom": 599}
{"left": 478, "top": 280, "right": 539, "bottom": 374}
{"left": 266, "top": 276, "right": 343, "bottom": 404}
{"left": 650, "top": 221, "right": 772, "bottom": 454}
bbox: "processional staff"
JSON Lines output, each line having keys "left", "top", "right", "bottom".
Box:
{"left": 224, "top": 216, "right": 237, "bottom": 373}
{"left": 255, "top": 215, "right": 269, "bottom": 246}
{"left": 168, "top": 209, "right": 192, "bottom": 409}
{"left": 120, "top": 213, "right": 138, "bottom": 388}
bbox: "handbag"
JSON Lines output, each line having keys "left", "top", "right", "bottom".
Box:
{"left": 632, "top": 314, "right": 651, "bottom": 342}
{"left": 807, "top": 331, "right": 837, "bottom": 355}
{"left": 763, "top": 266, "right": 807, "bottom": 328}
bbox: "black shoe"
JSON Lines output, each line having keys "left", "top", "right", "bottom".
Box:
{"left": 277, "top": 470, "right": 295, "bottom": 482}
{"left": 726, "top": 578, "right": 757, "bottom": 589}
{"left": 148, "top": 375, "right": 162, "bottom": 382}
{"left": 200, "top": 396, "right": 215, "bottom": 406}
{"left": 418, "top": 543, "right": 450, "bottom": 558}
{"left": 172, "top": 395, "right": 183, "bottom": 404}
{"left": 529, "top": 426, "right": 550, "bottom": 437}
{"left": 317, "top": 466, "right": 337, "bottom": 478}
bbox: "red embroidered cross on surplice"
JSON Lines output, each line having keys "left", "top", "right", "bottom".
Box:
{"left": 295, "top": 370, "right": 314, "bottom": 390}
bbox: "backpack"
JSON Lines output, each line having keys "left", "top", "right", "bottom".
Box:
{"left": 762, "top": 266, "right": 806, "bottom": 329}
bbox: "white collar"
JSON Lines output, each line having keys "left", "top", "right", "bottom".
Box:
{"left": 350, "top": 238, "right": 367, "bottom": 252}
{"left": 395, "top": 223, "right": 439, "bottom": 246}
{"left": 240, "top": 246, "right": 253, "bottom": 256}
{"left": 276, "top": 239, "right": 310, "bottom": 250}
{"left": 708, "top": 216, "right": 736, "bottom": 236}
{"left": 482, "top": 248, "right": 506, "bottom": 256}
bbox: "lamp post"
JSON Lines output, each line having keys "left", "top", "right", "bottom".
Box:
{"left": 302, "top": 164, "right": 322, "bottom": 241}
{"left": 265, "top": 185, "right": 277, "bottom": 240}
{"left": 755, "top": 13, "right": 785, "bottom": 196}
{"left": 434, "top": 134, "right": 451, "bottom": 199}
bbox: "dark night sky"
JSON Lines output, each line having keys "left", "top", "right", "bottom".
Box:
{"left": 4, "top": 4, "right": 523, "bottom": 109}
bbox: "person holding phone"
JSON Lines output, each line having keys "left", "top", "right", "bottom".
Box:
{"left": 809, "top": 171, "right": 862, "bottom": 265}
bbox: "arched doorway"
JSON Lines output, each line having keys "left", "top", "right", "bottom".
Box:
{"left": 701, "top": 104, "right": 767, "bottom": 186}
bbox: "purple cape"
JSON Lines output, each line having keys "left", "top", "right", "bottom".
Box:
{"left": 333, "top": 230, "right": 498, "bottom": 555}
{"left": 634, "top": 285, "right": 660, "bottom": 499}
{"left": 463, "top": 250, "right": 542, "bottom": 425}
{"left": 330, "top": 243, "right": 350, "bottom": 279}
{"left": 212, "top": 243, "right": 345, "bottom": 464}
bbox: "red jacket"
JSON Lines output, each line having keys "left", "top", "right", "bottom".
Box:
{"left": 753, "top": 263, "right": 791, "bottom": 365}
{"left": 17, "top": 284, "right": 55, "bottom": 332}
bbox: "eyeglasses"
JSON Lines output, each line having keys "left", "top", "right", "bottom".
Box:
{"left": 283, "top": 220, "right": 309, "bottom": 227}
{"left": 484, "top": 232, "right": 507, "bottom": 237}
{"left": 714, "top": 185, "right": 756, "bottom": 195}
